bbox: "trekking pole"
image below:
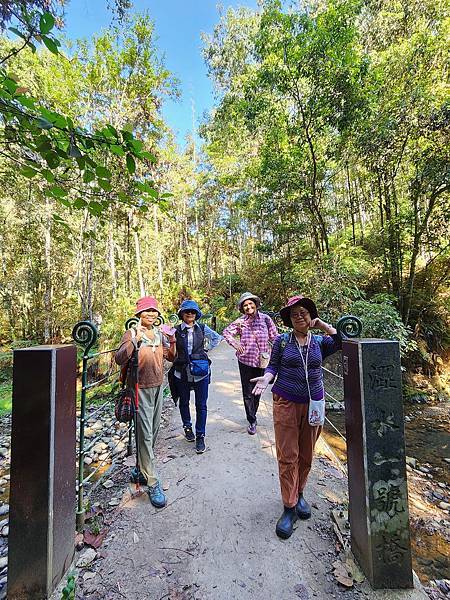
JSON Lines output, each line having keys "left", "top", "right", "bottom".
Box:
{"left": 132, "top": 344, "right": 143, "bottom": 496}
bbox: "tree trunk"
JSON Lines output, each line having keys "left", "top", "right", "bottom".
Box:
{"left": 153, "top": 204, "right": 164, "bottom": 300}
{"left": 43, "top": 195, "right": 52, "bottom": 342}
{"left": 132, "top": 212, "right": 146, "bottom": 297}
{"left": 107, "top": 211, "right": 117, "bottom": 296}
{"left": 346, "top": 163, "right": 356, "bottom": 245}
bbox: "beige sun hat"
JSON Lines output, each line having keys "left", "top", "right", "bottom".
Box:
{"left": 237, "top": 292, "right": 261, "bottom": 313}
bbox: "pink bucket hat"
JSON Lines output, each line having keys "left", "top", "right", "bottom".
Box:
{"left": 135, "top": 296, "right": 161, "bottom": 316}
{"left": 279, "top": 295, "right": 318, "bottom": 327}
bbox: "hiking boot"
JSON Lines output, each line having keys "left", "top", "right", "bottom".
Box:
{"left": 247, "top": 422, "right": 257, "bottom": 435}
{"left": 296, "top": 493, "right": 311, "bottom": 519}
{"left": 184, "top": 426, "right": 195, "bottom": 442}
{"left": 275, "top": 506, "right": 298, "bottom": 539}
{"left": 195, "top": 436, "right": 206, "bottom": 454}
{"left": 130, "top": 467, "right": 147, "bottom": 486}
{"left": 148, "top": 481, "right": 166, "bottom": 508}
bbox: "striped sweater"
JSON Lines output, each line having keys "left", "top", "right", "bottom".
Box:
{"left": 266, "top": 332, "right": 342, "bottom": 403}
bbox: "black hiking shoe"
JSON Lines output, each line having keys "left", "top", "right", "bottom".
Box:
{"left": 275, "top": 506, "right": 298, "bottom": 539}
{"left": 296, "top": 494, "right": 311, "bottom": 519}
{"left": 195, "top": 436, "right": 206, "bottom": 454}
{"left": 184, "top": 426, "right": 195, "bottom": 442}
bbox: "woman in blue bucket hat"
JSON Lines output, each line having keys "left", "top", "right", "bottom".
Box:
{"left": 171, "top": 300, "right": 221, "bottom": 453}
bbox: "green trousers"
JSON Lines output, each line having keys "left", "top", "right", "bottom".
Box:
{"left": 136, "top": 385, "right": 163, "bottom": 487}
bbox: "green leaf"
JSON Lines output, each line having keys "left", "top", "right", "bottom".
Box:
{"left": 88, "top": 201, "right": 103, "bottom": 216}
{"left": 17, "top": 96, "right": 36, "bottom": 109}
{"left": 44, "top": 151, "right": 60, "bottom": 169}
{"left": 48, "top": 185, "right": 68, "bottom": 198}
{"left": 73, "top": 198, "right": 87, "bottom": 209}
{"left": 36, "top": 117, "right": 53, "bottom": 130}
{"left": 52, "top": 213, "right": 70, "bottom": 229}
{"left": 55, "top": 148, "right": 69, "bottom": 160}
{"left": 76, "top": 156, "right": 86, "bottom": 170}
{"left": 130, "top": 139, "right": 144, "bottom": 154}
{"left": 3, "top": 78, "right": 17, "bottom": 95}
{"left": 136, "top": 182, "right": 152, "bottom": 193}
{"left": 121, "top": 130, "right": 133, "bottom": 141}
{"left": 126, "top": 154, "right": 136, "bottom": 174}
{"left": 106, "top": 124, "right": 118, "bottom": 138}
{"left": 53, "top": 115, "right": 67, "bottom": 128}
{"left": 84, "top": 156, "right": 97, "bottom": 169}
{"left": 161, "top": 192, "right": 173, "bottom": 198}
{"left": 110, "top": 145, "right": 125, "bottom": 156}
{"left": 41, "top": 169, "right": 55, "bottom": 183}
{"left": 36, "top": 139, "right": 52, "bottom": 152}
{"left": 42, "top": 35, "right": 59, "bottom": 55}
{"left": 95, "top": 165, "right": 111, "bottom": 179}
{"left": 39, "top": 12, "right": 55, "bottom": 35}
{"left": 21, "top": 166, "right": 38, "bottom": 178}
{"left": 98, "top": 179, "right": 112, "bottom": 192}
{"left": 83, "top": 170, "right": 95, "bottom": 184}
{"left": 140, "top": 151, "right": 156, "bottom": 162}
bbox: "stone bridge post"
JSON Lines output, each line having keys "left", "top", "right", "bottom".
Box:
{"left": 342, "top": 338, "right": 413, "bottom": 589}
{"left": 8, "top": 345, "right": 77, "bottom": 599}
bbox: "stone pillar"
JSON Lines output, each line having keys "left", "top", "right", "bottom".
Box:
{"left": 342, "top": 339, "right": 413, "bottom": 589}
{"left": 8, "top": 345, "right": 77, "bottom": 599}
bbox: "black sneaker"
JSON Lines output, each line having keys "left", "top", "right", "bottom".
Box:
{"left": 195, "top": 436, "right": 206, "bottom": 454}
{"left": 184, "top": 426, "right": 195, "bottom": 442}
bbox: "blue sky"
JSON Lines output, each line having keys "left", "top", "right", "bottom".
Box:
{"left": 64, "top": 1, "right": 258, "bottom": 147}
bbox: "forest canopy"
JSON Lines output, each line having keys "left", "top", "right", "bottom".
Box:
{"left": 0, "top": 0, "right": 448, "bottom": 383}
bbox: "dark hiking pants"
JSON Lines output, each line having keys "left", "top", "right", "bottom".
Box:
{"left": 238, "top": 361, "right": 264, "bottom": 425}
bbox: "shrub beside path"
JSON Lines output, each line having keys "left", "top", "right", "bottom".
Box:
{"left": 70, "top": 343, "right": 428, "bottom": 600}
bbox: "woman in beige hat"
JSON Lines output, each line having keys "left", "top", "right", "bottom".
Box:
{"left": 223, "top": 292, "right": 278, "bottom": 434}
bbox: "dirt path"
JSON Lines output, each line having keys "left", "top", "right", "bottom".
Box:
{"left": 73, "top": 344, "right": 428, "bottom": 600}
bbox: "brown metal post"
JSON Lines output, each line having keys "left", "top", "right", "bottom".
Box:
{"left": 342, "top": 339, "right": 413, "bottom": 589}
{"left": 8, "top": 345, "right": 77, "bottom": 599}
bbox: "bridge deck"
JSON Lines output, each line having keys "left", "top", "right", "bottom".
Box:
{"left": 72, "top": 343, "right": 427, "bottom": 600}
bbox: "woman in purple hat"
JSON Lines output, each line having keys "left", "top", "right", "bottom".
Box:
{"left": 251, "top": 295, "right": 342, "bottom": 539}
{"left": 223, "top": 292, "right": 277, "bottom": 434}
{"left": 115, "top": 296, "right": 176, "bottom": 508}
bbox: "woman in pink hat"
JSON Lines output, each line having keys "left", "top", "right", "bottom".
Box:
{"left": 115, "top": 296, "right": 176, "bottom": 508}
{"left": 251, "top": 295, "right": 342, "bottom": 539}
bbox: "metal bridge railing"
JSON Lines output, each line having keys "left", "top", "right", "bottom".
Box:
{"left": 72, "top": 320, "right": 127, "bottom": 530}
{"left": 71, "top": 311, "right": 218, "bottom": 530}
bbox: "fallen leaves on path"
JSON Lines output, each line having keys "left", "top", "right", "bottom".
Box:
{"left": 332, "top": 555, "right": 365, "bottom": 588}
{"left": 84, "top": 528, "right": 107, "bottom": 549}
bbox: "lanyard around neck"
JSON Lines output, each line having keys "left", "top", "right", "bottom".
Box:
{"left": 294, "top": 332, "right": 313, "bottom": 401}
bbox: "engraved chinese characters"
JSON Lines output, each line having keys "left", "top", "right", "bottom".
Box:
{"left": 343, "top": 339, "right": 413, "bottom": 589}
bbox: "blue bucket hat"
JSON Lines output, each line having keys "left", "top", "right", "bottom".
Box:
{"left": 178, "top": 299, "right": 202, "bottom": 320}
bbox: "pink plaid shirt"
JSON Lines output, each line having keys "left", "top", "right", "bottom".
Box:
{"left": 223, "top": 312, "right": 278, "bottom": 368}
